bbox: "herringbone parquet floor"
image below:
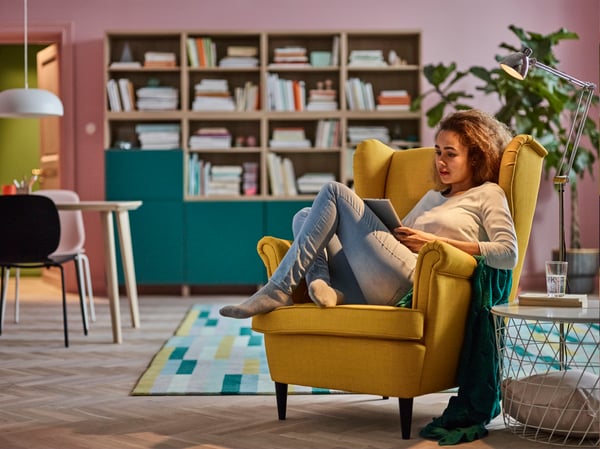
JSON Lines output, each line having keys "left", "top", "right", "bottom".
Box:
{"left": 0, "top": 278, "right": 553, "bottom": 449}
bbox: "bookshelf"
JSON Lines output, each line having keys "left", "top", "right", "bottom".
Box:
{"left": 104, "top": 30, "right": 421, "bottom": 198}
{"left": 104, "top": 30, "right": 421, "bottom": 287}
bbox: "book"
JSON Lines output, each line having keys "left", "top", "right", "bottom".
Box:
{"left": 106, "top": 79, "right": 122, "bottom": 112}
{"left": 118, "top": 78, "right": 135, "bottom": 111}
{"left": 364, "top": 198, "right": 403, "bottom": 231}
{"left": 227, "top": 46, "right": 258, "bottom": 57}
{"left": 517, "top": 293, "right": 588, "bottom": 308}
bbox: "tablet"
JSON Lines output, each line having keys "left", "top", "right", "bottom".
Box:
{"left": 364, "top": 198, "right": 403, "bottom": 231}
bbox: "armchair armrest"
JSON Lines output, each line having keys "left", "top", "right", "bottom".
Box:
{"left": 412, "top": 240, "right": 477, "bottom": 391}
{"left": 257, "top": 236, "right": 309, "bottom": 303}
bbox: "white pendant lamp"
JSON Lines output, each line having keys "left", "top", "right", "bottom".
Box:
{"left": 0, "top": 0, "right": 64, "bottom": 118}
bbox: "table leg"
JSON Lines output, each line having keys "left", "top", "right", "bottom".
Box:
{"left": 100, "top": 211, "right": 122, "bottom": 344}
{"left": 115, "top": 210, "right": 140, "bottom": 329}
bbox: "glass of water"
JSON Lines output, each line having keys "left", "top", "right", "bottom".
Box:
{"left": 545, "top": 261, "right": 568, "bottom": 297}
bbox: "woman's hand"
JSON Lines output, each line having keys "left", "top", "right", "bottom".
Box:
{"left": 393, "top": 226, "right": 438, "bottom": 253}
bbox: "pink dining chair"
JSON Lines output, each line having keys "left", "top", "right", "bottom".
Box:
{"left": 11, "top": 190, "right": 95, "bottom": 326}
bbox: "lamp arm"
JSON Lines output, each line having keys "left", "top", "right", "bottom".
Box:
{"left": 554, "top": 84, "right": 596, "bottom": 181}
{"left": 533, "top": 60, "right": 596, "bottom": 90}
{"left": 532, "top": 59, "right": 597, "bottom": 180}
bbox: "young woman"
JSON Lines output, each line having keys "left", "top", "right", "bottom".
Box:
{"left": 220, "top": 109, "right": 518, "bottom": 319}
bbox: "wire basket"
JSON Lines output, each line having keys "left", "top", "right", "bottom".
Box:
{"left": 494, "top": 315, "right": 599, "bottom": 447}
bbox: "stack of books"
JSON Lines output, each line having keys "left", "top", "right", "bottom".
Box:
{"left": 347, "top": 126, "right": 390, "bottom": 146}
{"left": 135, "top": 123, "right": 180, "bottom": 150}
{"left": 135, "top": 86, "right": 178, "bottom": 110}
{"left": 314, "top": 120, "right": 340, "bottom": 148}
{"left": 219, "top": 46, "right": 259, "bottom": 68}
{"left": 267, "top": 74, "right": 305, "bottom": 111}
{"left": 266, "top": 153, "right": 297, "bottom": 196}
{"left": 306, "top": 83, "right": 337, "bottom": 111}
{"left": 192, "top": 79, "right": 235, "bottom": 111}
{"left": 345, "top": 78, "right": 375, "bottom": 111}
{"left": 106, "top": 78, "right": 136, "bottom": 112}
{"left": 187, "top": 158, "right": 243, "bottom": 196}
{"left": 270, "top": 46, "right": 309, "bottom": 67}
{"left": 186, "top": 37, "right": 216, "bottom": 68}
{"left": 206, "top": 164, "right": 243, "bottom": 196}
{"left": 143, "top": 51, "right": 176, "bottom": 68}
{"left": 189, "top": 127, "right": 232, "bottom": 149}
{"left": 234, "top": 81, "right": 260, "bottom": 111}
{"left": 296, "top": 172, "right": 335, "bottom": 194}
{"left": 376, "top": 90, "right": 411, "bottom": 111}
{"left": 348, "top": 50, "right": 386, "bottom": 67}
{"left": 269, "top": 127, "right": 311, "bottom": 149}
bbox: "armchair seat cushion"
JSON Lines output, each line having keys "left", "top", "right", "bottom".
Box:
{"left": 253, "top": 303, "right": 424, "bottom": 340}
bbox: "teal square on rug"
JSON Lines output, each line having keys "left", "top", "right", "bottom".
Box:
{"left": 132, "top": 304, "right": 336, "bottom": 395}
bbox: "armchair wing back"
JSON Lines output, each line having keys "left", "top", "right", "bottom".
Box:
{"left": 252, "top": 135, "right": 546, "bottom": 439}
{"left": 352, "top": 135, "right": 547, "bottom": 301}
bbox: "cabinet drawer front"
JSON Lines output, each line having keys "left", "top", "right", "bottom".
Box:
{"left": 106, "top": 150, "right": 183, "bottom": 200}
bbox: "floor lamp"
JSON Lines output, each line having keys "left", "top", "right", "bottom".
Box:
{"left": 499, "top": 47, "right": 597, "bottom": 263}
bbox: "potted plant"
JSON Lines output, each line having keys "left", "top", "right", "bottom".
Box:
{"left": 413, "top": 25, "right": 599, "bottom": 293}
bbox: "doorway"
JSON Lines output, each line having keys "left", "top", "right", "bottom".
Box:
{"left": 0, "top": 24, "right": 75, "bottom": 288}
{"left": 0, "top": 23, "right": 75, "bottom": 191}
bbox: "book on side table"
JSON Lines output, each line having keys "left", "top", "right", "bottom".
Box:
{"left": 518, "top": 292, "right": 588, "bottom": 308}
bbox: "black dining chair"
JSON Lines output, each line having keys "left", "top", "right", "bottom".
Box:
{"left": 0, "top": 194, "right": 88, "bottom": 347}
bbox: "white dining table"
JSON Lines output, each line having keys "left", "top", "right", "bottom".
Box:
{"left": 55, "top": 200, "right": 142, "bottom": 343}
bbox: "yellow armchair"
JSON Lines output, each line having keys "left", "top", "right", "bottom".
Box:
{"left": 252, "top": 135, "right": 547, "bottom": 439}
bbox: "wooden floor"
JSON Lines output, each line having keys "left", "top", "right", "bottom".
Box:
{"left": 0, "top": 279, "right": 553, "bottom": 449}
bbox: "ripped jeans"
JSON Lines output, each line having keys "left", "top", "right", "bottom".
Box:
{"left": 269, "top": 181, "right": 417, "bottom": 305}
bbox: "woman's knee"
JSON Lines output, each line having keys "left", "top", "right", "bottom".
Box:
{"left": 292, "top": 207, "right": 311, "bottom": 235}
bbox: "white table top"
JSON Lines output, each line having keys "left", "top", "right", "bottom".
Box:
{"left": 55, "top": 200, "right": 142, "bottom": 212}
{"left": 492, "top": 297, "right": 600, "bottom": 323}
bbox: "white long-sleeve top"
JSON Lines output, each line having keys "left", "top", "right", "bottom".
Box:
{"left": 401, "top": 182, "right": 518, "bottom": 269}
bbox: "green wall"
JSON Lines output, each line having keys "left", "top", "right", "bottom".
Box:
{"left": 0, "top": 45, "right": 45, "bottom": 189}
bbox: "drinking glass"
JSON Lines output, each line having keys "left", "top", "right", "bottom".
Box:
{"left": 545, "top": 261, "right": 568, "bottom": 297}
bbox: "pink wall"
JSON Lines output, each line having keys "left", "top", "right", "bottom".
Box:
{"left": 1, "top": 0, "right": 598, "bottom": 293}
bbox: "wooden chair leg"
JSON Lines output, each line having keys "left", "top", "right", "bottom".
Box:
{"left": 398, "top": 397, "right": 414, "bottom": 439}
{"left": 275, "top": 382, "right": 288, "bottom": 420}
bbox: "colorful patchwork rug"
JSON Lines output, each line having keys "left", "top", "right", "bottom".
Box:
{"left": 132, "top": 304, "right": 337, "bottom": 395}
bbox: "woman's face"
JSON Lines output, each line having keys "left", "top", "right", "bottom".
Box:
{"left": 435, "top": 130, "right": 475, "bottom": 194}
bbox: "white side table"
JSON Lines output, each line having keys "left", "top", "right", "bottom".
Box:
{"left": 491, "top": 300, "right": 599, "bottom": 447}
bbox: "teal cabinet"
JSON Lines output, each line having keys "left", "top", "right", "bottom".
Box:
{"left": 106, "top": 150, "right": 184, "bottom": 284}
{"left": 106, "top": 152, "right": 314, "bottom": 287}
{"left": 185, "top": 201, "right": 265, "bottom": 284}
{"left": 128, "top": 200, "right": 184, "bottom": 284}
{"left": 264, "top": 200, "right": 313, "bottom": 240}
{"left": 105, "top": 150, "right": 183, "bottom": 201}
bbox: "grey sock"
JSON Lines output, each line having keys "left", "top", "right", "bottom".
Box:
{"left": 308, "top": 279, "right": 345, "bottom": 307}
{"left": 219, "top": 283, "right": 293, "bottom": 319}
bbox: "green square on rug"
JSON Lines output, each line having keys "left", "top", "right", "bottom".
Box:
{"left": 131, "top": 304, "right": 338, "bottom": 395}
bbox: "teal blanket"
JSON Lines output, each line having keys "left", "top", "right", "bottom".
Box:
{"left": 419, "top": 256, "right": 512, "bottom": 445}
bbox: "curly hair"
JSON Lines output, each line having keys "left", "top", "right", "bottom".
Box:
{"left": 431, "top": 109, "right": 513, "bottom": 190}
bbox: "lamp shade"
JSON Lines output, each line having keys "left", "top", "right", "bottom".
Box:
{"left": 499, "top": 48, "right": 532, "bottom": 80}
{"left": 0, "top": 87, "right": 64, "bottom": 118}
